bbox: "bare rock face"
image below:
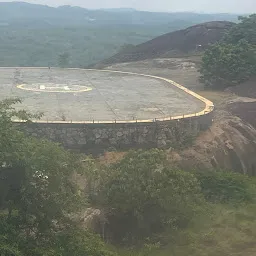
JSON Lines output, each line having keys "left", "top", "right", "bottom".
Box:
{"left": 168, "top": 103, "right": 256, "bottom": 176}
{"left": 98, "top": 21, "right": 234, "bottom": 66}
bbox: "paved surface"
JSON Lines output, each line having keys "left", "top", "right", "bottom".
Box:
{"left": 0, "top": 68, "right": 205, "bottom": 121}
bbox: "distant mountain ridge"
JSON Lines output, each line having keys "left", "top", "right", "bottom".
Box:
{"left": 0, "top": 2, "right": 239, "bottom": 27}
{"left": 0, "top": 2, "right": 239, "bottom": 68}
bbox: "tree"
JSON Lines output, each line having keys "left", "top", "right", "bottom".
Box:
{"left": 0, "top": 98, "right": 114, "bottom": 256}
{"left": 200, "top": 14, "right": 256, "bottom": 88}
{"left": 200, "top": 40, "right": 256, "bottom": 88}
{"left": 91, "top": 149, "right": 204, "bottom": 244}
{"left": 223, "top": 14, "right": 256, "bottom": 45}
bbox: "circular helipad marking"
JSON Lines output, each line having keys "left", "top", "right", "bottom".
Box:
{"left": 17, "top": 83, "right": 93, "bottom": 93}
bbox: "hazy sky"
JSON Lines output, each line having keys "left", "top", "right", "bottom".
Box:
{"left": 1, "top": 0, "right": 256, "bottom": 13}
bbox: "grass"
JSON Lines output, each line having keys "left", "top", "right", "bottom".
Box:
{"left": 116, "top": 203, "right": 256, "bottom": 256}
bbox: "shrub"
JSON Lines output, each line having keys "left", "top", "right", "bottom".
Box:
{"left": 93, "top": 149, "right": 204, "bottom": 244}
{"left": 200, "top": 14, "right": 256, "bottom": 88}
{"left": 199, "top": 40, "right": 256, "bottom": 88}
{"left": 195, "top": 170, "right": 254, "bottom": 203}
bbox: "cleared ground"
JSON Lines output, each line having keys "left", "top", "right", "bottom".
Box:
{"left": 0, "top": 68, "right": 204, "bottom": 122}
{"left": 105, "top": 57, "right": 204, "bottom": 90}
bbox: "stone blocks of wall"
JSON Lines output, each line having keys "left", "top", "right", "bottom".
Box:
{"left": 17, "top": 112, "right": 213, "bottom": 152}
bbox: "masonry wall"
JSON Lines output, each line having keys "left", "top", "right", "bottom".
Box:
{"left": 17, "top": 112, "right": 213, "bottom": 153}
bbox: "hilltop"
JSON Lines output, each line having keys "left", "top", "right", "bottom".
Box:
{"left": 0, "top": 2, "right": 238, "bottom": 27}
{"left": 98, "top": 21, "right": 234, "bottom": 66}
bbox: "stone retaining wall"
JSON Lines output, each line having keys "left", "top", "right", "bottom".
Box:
{"left": 17, "top": 112, "right": 213, "bottom": 153}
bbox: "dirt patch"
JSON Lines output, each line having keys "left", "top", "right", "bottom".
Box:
{"left": 167, "top": 107, "right": 256, "bottom": 175}
{"left": 104, "top": 57, "right": 204, "bottom": 90}
{"left": 99, "top": 151, "right": 126, "bottom": 165}
{"left": 167, "top": 91, "right": 256, "bottom": 175}
{"left": 226, "top": 78, "right": 256, "bottom": 98}
{"left": 228, "top": 101, "right": 256, "bottom": 128}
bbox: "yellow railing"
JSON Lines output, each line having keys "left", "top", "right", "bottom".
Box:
{"left": 0, "top": 67, "right": 214, "bottom": 124}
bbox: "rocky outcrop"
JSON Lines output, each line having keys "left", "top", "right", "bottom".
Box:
{"left": 98, "top": 21, "right": 234, "bottom": 66}
{"left": 167, "top": 100, "right": 256, "bottom": 176}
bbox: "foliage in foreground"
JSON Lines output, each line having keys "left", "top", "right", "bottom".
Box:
{"left": 1, "top": 98, "right": 255, "bottom": 255}
{"left": 113, "top": 167, "right": 256, "bottom": 256}
{"left": 88, "top": 149, "right": 256, "bottom": 252}
{"left": 117, "top": 203, "right": 256, "bottom": 256}
{"left": 0, "top": 98, "right": 114, "bottom": 256}
{"left": 89, "top": 149, "right": 204, "bottom": 244}
{"left": 200, "top": 14, "right": 256, "bottom": 88}
{"left": 195, "top": 170, "right": 254, "bottom": 203}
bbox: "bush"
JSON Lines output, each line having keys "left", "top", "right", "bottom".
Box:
{"left": 200, "top": 40, "right": 256, "bottom": 88}
{"left": 195, "top": 170, "right": 254, "bottom": 203}
{"left": 0, "top": 98, "right": 115, "bottom": 256}
{"left": 54, "top": 227, "right": 116, "bottom": 256}
{"left": 93, "top": 149, "right": 204, "bottom": 244}
{"left": 200, "top": 14, "right": 256, "bottom": 89}
{"left": 224, "top": 14, "right": 256, "bottom": 45}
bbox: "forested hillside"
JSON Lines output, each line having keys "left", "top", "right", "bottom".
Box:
{"left": 0, "top": 2, "right": 239, "bottom": 67}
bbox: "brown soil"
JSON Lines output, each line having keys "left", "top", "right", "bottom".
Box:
{"left": 171, "top": 106, "right": 256, "bottom": 176}
{"left": 104, "top": 57, "right": 204, "bottom": 90}
{"left": 228, "top": 101, "right": 256, "bottom": 128}
{"left": 167, "top": 87, "right": 256, "bottom": 175}
{"left": 97, "top": 21, "right": 234, "bottom": 66}
{"left": 227, "top": 78, "right": 256, "bottom": 98}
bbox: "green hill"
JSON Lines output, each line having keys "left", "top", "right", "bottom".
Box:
{"left": 0, "top": 2, "right": 239, "bottom": 67}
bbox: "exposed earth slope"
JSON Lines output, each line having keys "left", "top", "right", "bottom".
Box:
{"left": 98, "top": 21, "right": 234, "bottom": 66}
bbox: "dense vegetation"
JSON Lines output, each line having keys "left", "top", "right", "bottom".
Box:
{"left": 200, "top": 14, "right": 256, "bottom": 88}
{"left": 0, "top": 2, "right": 238, "bottom": 67}
{"left": 89, "top": 150, "right": 204, "bottom": 244}
{"left": 0, "top": 98, "right": 114, "bottom": 256}
{"left": 0, "top": 99, "right": 255, "bottom": 255}
{"left": 0, "top": 25, "right": 167, "bottom": 67}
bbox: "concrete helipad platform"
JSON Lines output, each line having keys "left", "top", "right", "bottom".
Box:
{"left": 0, "top": 68, "right": 205, "bottom": 122}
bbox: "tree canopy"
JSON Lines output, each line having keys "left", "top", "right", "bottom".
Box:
{"left": 90, "top": 149, "right": 204, "bottom": 244}
{"left": 0, "top": 98, "right": 114, "bottom": 256}
{"left": 224, "top": 14, "right": 256, "bottom": 45}
{"left": 200, "top": 14, "right": 256, "bottom": 88}
{"left": 200, "top": 40, "right": 256, "bottom": 88}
